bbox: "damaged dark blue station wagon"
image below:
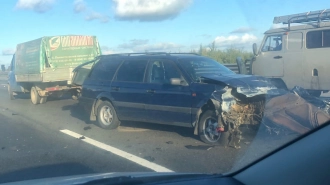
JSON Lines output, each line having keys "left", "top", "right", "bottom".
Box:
{"left": 73, "top": 53, "right": 279, "bottom": 146}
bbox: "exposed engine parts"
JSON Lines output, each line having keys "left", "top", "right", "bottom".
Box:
{"left": 213, "top": 86, "right": 330, "bottom": 149}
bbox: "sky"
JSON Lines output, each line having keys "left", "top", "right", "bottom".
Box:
{"left": 0, "top": 0, "right": 329, "bottom": 66}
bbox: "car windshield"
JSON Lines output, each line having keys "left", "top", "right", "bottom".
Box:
{"left": 177, "top": 57, "right": 235, "bottom": 82}
{"left": 1, "top": 1, "right": 330, "bottom": 184}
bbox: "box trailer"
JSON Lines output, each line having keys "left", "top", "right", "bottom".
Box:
{"left": 8, "top": 35, "right": 101, "bottom": 104}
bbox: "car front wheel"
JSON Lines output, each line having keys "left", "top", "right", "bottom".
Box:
{"left": 198, "top": 110, "right": 229, "bottom": 146}
{"left": 96, "top": 101, "right": 120, "bottom": 129}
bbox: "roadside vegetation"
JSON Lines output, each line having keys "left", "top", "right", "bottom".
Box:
{"left": 192, "top": 42, "right": 254, "bottom": 64}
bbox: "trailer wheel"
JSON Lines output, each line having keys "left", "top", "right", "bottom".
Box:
{"left": 30, "top": 87, "right": 40, "bottom": 105}
{"left": 8, "top": 85, "right": 14, "bottom": 100}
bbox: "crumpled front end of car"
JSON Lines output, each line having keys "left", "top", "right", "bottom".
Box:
{"left": 215, "top": 86, "right": 278, "bottom": 148}
{"left": 199, "top": 74, "right": 285, "bottom": 148}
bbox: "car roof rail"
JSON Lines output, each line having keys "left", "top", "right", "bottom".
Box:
{"left": 104, "top": 52, "right": 169, "bottom": 56}
{"left": 104, "top": 52, "right": 200, "bottom": 57}
{"left": 273, "top": 9, "right": 330, "bottom": 30}
{"left": 169, "top": 52, "right": 200, "bottom": 56}
{"left": 130, "top": 52, "right": 169, "bottom": 56}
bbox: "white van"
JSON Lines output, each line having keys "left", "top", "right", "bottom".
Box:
{"left": 251, "top": 9, "right": 330, "bottom": 96}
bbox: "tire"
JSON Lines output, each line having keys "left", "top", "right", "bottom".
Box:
{"left": 198, "top": 110, "right": 229, "bottom": 146}
{"left": 8, "top": 85, "right": 14, "bottom": 100}
{"left": 96, "top": 101, "right": 120, "bottom": 129}
{"left": 30, "top": 86, "right": 40, "bottom": 105}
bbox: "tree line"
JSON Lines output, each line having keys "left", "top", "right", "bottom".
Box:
{"left": 192, "top": 43, "right": 254, "bottom": 64}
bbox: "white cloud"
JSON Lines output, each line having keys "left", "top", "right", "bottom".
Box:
{"left": 15, "top": 0, "right": 55, "bottom": 13}
{"left": 73, "top": 0, "right": 109, "bottom": 23}
{"left": 214, "top": 34, "right": 258, "bottom": 48}
{"left": 130, "top": 39, "right": 149, "bottom": 45}
{"left": 135, "top": 42, "right": 184, "bottom": 52}
{"left": 2, "top": 48, "right": 15, "bottom": 56}
{"left": 118, "top": 40, "right": 183, "bottom": 52}
{"left": 118, "top": 39, "right": 149, "bottom": 49}
{"left": 230, "top": 27, "right": 254, "bottom": 34}
{"left": 73, "top": 0, "right": 86, "bottom": 13}
{"left": 101, "top": 46, "right": 116, "bottom": 54}
{"left": 113, "top": 0, "right": 193, "bottom": 22}
{"left": 85, "top": 11, "right": 109, "bottom": 23}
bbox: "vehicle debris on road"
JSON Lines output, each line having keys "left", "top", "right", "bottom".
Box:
{"left": 143, "top": 156, "right": 155, "bottom": 162}
{"left": 166, "top": 141, "right": 173, "bottom": 145}
{"left": 83, "top": 126, "right": 91, "bottom": 130}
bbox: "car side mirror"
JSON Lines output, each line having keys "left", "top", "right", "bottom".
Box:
{"left": 170, "top": 78, "right": 184, "bottom": 86}
{"left": 252, "top": 43, "right": 258, "bottom": 56}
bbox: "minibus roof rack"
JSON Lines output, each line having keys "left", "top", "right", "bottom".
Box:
{"left": 273, "top": 9, "right": 330, "bottom": 30}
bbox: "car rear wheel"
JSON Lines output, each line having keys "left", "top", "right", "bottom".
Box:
{"left": 8, "top": 85, "right": 14, "bottom": 100}
{"left": 30, "top": 86, "right": 40, "bottom": 105}
{"left": 96, "top": 101, "right": 120, "bottom": 129}
{"left": 198, "top": 110, "right": 229, "bottom": 146}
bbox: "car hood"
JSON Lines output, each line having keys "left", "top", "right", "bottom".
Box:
{"left": 2, "top": 172, "right": 206, "bottom": 185}
{"left": 201, "top": 74, "right": 283, "bottom": 97}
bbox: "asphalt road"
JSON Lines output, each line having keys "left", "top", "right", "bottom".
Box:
{"left": 0, "top": 76, "right": 298, "bottom": 183}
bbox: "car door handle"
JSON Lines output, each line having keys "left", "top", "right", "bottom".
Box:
{"left": 111, "top": 87, "right": 120, "bottom": 91}
{"left": 146, "top": 89, "right": 155, "bottom": 93}
{"left": 274, "top": 56, "right": 282, "bottom": 59}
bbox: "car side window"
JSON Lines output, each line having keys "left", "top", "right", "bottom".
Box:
{"left": 147, "top": 60, "right": 182, "bottom": 84}
{"left": 115, "top": 60, "right": 148, "bottom": 82}
{"left": 262, "top": 35, "right": 282, "bottom": 52}
{"left": 89, "top": 58, "right": 122, "bottom": 81}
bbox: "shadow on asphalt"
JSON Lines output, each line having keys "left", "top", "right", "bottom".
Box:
{"left": 62, "top": 103, "right": 91, "bottom": 124}
{"left": 0, "top": 163, "right": 95, "bottom": 184}
{"left": 61, "top": 103, "right": 199, "bottom": 139}
{"left": 13, "top": 93, "right": 30, "bottom": 100}
{"left": 120, "top": 121, "right": 198, "bottom": 139}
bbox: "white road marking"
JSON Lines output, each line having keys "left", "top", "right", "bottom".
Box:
{"left": 60, "top": 129, "right": 173, "bottom": 172}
